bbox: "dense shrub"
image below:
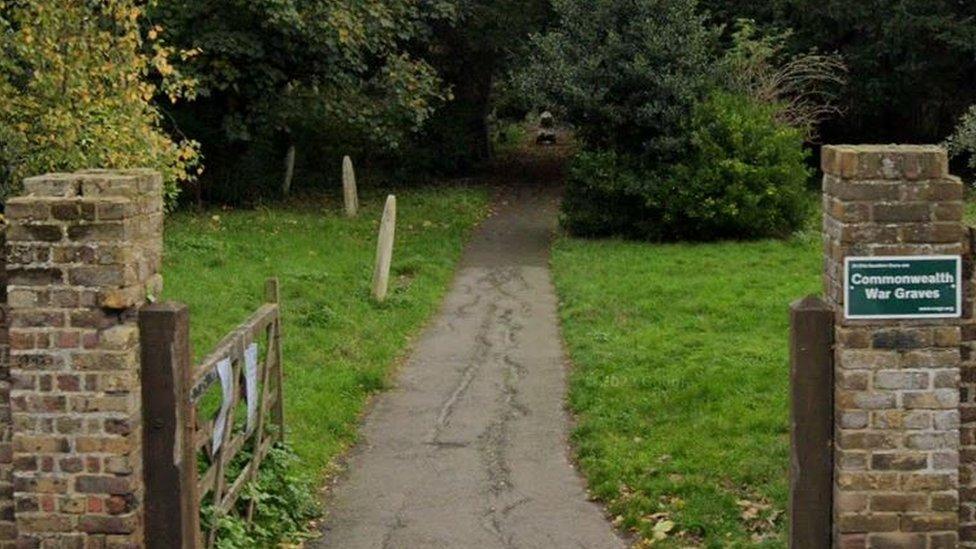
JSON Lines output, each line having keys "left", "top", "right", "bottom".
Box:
{"left": 662, "top": 92, "right": 810, "bottom": 239}
{"left": 517, "top": 0, "right": 712, "bottom": 164}
{"left": 560, "top": 151, "right": 656, "bottom": 239}
{"left": 562, "top": 93, "right": 810, "bottom": 241}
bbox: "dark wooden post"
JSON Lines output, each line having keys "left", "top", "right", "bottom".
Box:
{"left": 140, "top": 302, "right": 201, "bottom": 549}
{"left": 266, "top": 278, "right": 285, "bottom": 440}
{"left": 789, "top": 295, "right": 834, "bottom": 549}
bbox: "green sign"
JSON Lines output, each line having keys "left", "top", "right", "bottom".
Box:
{"left": 845, "top": 256, "right": 962, "bottom": 319}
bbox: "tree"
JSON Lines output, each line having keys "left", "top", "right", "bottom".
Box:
{"left": 152, "top": 0, "right": 456, "bottom": 200}
{"left": 711, "top": 0, "right": 976, "bottom": 144}
{"left": 517, "top": 0, "right": 713, "bottom": 165}
{"left": 413, "top": 0, "right": 552, "bottom": 171}
{"left": 0, "top": 0, "right": 200, "bottom": 203}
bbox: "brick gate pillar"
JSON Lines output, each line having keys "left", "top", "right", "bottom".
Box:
{"left": 822, "top": 145, "right": 965, "bottom": 547}
{"left": 4, "top": 170, "right": 163, "bottom": 547}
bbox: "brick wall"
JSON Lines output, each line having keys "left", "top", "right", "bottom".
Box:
{"left": 823, "top": 145, "right": 965, "bottom": 547}
{"left": 4, "top": 170, "right": 162, "bottom": 547}
{"left": 962, "top": 228, "right": 976, "bottom": 545}
{"left": 0, "top": 230, "right": 14, "bottom": 546}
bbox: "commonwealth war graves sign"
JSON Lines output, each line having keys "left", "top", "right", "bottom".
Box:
{"left": 844, "top": 256, "right": 962, "bottom": 320}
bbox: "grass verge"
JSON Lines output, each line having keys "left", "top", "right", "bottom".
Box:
{"left": 551, "top": 231, "right": 821, "bottom": 547}
{"left": 162, "top": 186, "right": 488, "bottom": 482}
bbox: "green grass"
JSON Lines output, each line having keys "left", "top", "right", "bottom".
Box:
{"left": 551, "top": 230, "right": 822, "bottom": 547}
{"left": 162, "top": 186, "right": 488, "bottom": 481}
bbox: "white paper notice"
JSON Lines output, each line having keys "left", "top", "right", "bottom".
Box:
{"left": 244, "top": 343, "right": 259, "bottom": 433}
{"left": 212, "top": 358, "right": 233, "bottom": 454}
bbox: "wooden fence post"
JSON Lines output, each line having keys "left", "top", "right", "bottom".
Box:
{"left": 789, "top": 295, "right": 834, "bottom": 549}
{"left": 140, "top": 302, "right": 201, "bottom": 549}
{"left": 266, "top": 277, "right": 285, "bottom": 440}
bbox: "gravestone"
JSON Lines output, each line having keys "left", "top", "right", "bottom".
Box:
{"left": 343, "top": 156, "right": 359, "bottom": 218}
{"left": 371, "top": 195, "right": 396, "bottom": 302}
{"left": 537, "top": 111, "right": 557, "bottom": 145}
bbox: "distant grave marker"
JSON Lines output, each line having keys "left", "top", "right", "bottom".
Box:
{"left": 343, "top": 156, "right": 359, "bottom": 217}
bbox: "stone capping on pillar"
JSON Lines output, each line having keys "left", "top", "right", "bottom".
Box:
{"left": 4, "top": 169, "right": 163, "bottom": 547}
{"left": 822, "top": 145, "right": 965, "bottom": 548}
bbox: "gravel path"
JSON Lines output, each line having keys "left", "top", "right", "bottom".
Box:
{"left": 313, "top": 176, "right": 624, "bottom": 549}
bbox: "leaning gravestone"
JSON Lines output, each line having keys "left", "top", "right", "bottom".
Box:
{"left": 371, "top": 195, "right": 396, "bottom": 302}
{"left": 343, "top": 155, "right": 359, "bottom": 218}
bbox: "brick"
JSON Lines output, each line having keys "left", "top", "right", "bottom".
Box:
{"left": 6, "top": 268, "right": 62, "bottom": 286}
{"left": 903, "top": 390, "right": 959, "bottom": 409}
{"left": 904, "top": 432, "right": 956, "bottom": 450}
{"left": 900, "top": 513, "right": 957, "bottom": 532}
{"left": 873, "top": 371, "right": 928, "bottom": 390}
{"left": 872, "top": 329, "right": 931, "bottom": 349}
{"left": 839, "top": 411, "right": 869, "bottom": 429}
{"left": 871, "top": 453, "right": 927, "bottom": 471}
{"left": 74, "top": 476, "right": 131, "bottom": 496}
{"left": 77, "top": 515, "right": 135, "bottom": 535}
{"left": 66, "top": 223, "right": 126, "bottom": 243}
{"left": 869, "top": 494, "right": 926, "bottom": 512}
{"left": 865, "top": 533, "right": 926, "bottom": 548}
{"left": 838, "top": 512, "right": 899, "bottom": 533}
{"left": 872, "top": 203, "right": 931, "bottom": 222}
{"left": 5, "top": 170, "right": 163, "bottom": 545}
{"left": 4, "top": 201, "right": 50, "bottom": 222}
{"left": 5, "top": 224, "right": 62, "bottom": 243}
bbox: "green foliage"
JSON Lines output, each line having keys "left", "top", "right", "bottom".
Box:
{"left": 663, "top": 92, "right": 810, "bottom": 240}
{"left": 0, "top": 0, "right": 200, "bottom": 203}
{"left": 947, "top": 105, "right": 976, "bottom": 171}
{"left": 711, "top": 0, "right": 976, "bottom": 143}
{"left": 717, "top": 20, "right": 846, "bottom": 140}
{"left": 562, "top": 93, "right": 810, "bottom": 241}
{"left": 397, "top": 0, "right": 552, "bottom": 176}
{"left": 560, "top": 151, "right": 655, "bottom": 239}
{"left": 202, "top": 442, "right": 321, "bottom": 548}
{"left": 154, "top": 0, "right": 454, "bottom": 149}
{"left": 517, "top": 0, "right": 712, "bottom": 163}
{"left": 151, "top": 0, "right": 458, "bottom": 201}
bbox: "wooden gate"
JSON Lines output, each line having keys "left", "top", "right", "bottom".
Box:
{"left": 140, "top": 278, "right": 285, "bottom": 548}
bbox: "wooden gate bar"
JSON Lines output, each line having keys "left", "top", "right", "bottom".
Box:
{"left": 140, "top": 302, "right": 201, "bottom": 549}
{"left": 789, "top": 295, "right": 834, "bottom": 549}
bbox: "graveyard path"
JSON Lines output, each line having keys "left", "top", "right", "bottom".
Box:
{"left": 313, "top": 148, "right": 625, "bottom": 549}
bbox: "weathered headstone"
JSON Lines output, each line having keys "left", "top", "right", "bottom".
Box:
{"left": 537, "top": 111, "right": 557, "bottom": 145}
{"left": 343, "top": 156, "right": 359, "bottom": 218}
{"left": 371, "top": 195, "right": 396, "bottom": 302}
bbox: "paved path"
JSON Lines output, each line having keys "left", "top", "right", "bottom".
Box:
{"left": 313, "top": 182, "right": 624, "bottom": 549}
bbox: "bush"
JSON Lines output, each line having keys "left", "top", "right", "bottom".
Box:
{"left": 560, "top": 151, "right": 657, "bottom": 239}
{"left": 562, "top": 92, "right": 810, "bottom": 241}
{"left": 517, "top": 0, "right": 712, "bottom": 164}
{"left": 0, "top": 1, "right": 200, "bottom": 204}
